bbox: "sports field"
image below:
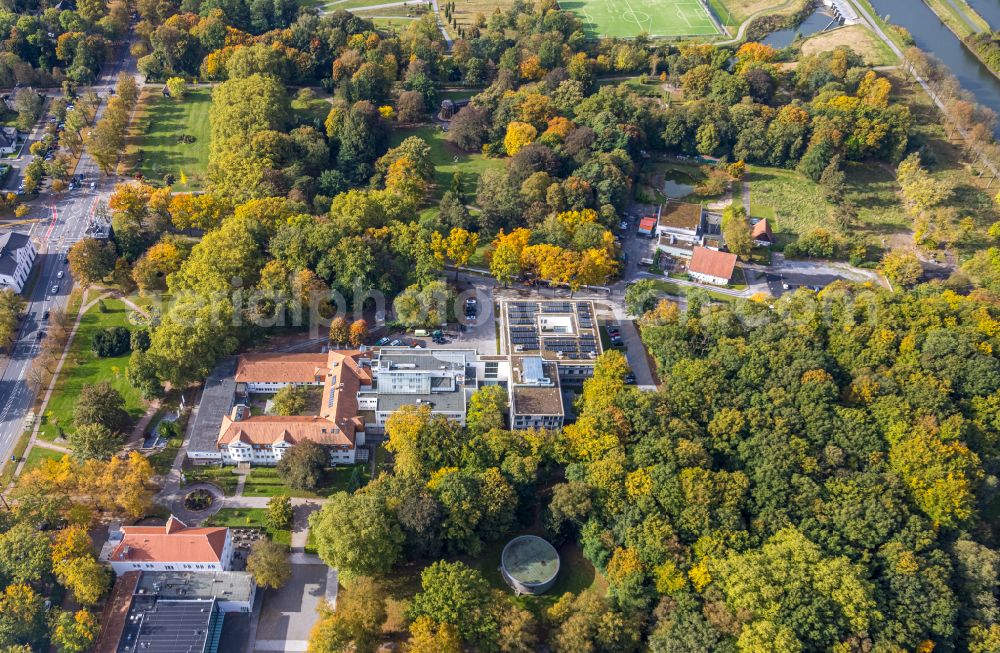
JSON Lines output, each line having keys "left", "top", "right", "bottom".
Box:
{"left": 561, "top": 0, "right": 721, "bottom": 38}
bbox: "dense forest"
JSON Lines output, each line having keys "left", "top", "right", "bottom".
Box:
{"left": 306, "top": 282, "right": 1000, "bottom": 652}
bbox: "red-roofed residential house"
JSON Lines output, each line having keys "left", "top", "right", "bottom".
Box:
{"left": 104, "top": 516, "right": 234, "bottom": 574}
{"left": 689, "top": 246, "right": 738, "bottom": 286}
{"left": 751, "top": 219, "right": 774, "bottom": 247}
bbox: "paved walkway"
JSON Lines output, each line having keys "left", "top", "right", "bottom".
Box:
{"left": 290, "top": 501, "right": 322, "bottom": 553}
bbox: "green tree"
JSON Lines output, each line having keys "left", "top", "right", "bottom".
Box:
{"left": 49, "top": 609, "right": 99, "bottom": 653}
{"left": 266, "top": 495, "right": 293, "bottom": 531}
{"left": 74, "top": 382, "right": 128, "bottom": 433}
{"left": 310, "top": 491, "right": 404, "bottom": 583}
{"left": 721, "top": 205, "right": 752, "bottom": 260}
{"left": 466, "top": 386, "right": 507, "bottom": 434}
{"left": 68, "top": 423, "right": 121, "bottom": 461}
{"left": 624, "top": 279, "right": 659, "bottom": 316}
{"left": 0, "top": 289, "right": 24, "bottom": 352}
{"left": 126, "top": 350, "right": 164, "bottom": 399}
{"left": 880, "top": 250, "right": 922, "bottom": 288}
{"left": 276, "top": 440, "right": 328, "bottom": 491}
{"left": 165, "top": 77, "right": 187, "bottom": 100}
{"left": 393, "top": 280, "right": 449, "bottom": 328}
{"left": 714, "top": 527, "right": 876, "bottom": 650}
{"left": 407, "top": 561, "right": 495, "bottom": 647}
{"left": 271, "top": 385, "right": 308, "bottom": 416}
{"left": 67, "top": 238, "right": 116, "bottom": 287}
{"left": 384, "top": 405, "right": 464, "bottom": 478}
{"left": 0, "top": 584, "right": 46, "bottom": 649}
{"left": 247, "top": 538, "right": 291, "bottom": 589}
{"left": 0, "top": 523, "right": 51, "bottom": 586}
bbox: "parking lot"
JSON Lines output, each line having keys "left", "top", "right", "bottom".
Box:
{"left": 766, "top": 272, "right": 846, "bottom": 296}
{"left": 253, "top": 562, "right": 332, "bottom": 652}
{"left": 377, "top": 280, "right": 498, "bottom": 356}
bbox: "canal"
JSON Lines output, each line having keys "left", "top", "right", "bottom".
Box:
{"left": 967, "top": 0, "right": 1000, "bottom": 30}
{"left": 868, "top": 0, "right": 1000, "bottom": 130}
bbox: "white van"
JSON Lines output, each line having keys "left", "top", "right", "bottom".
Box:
{"left": 413, "top": 329, "right": 429, "bottom": 337}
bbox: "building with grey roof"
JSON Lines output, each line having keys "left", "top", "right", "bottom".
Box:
{"left": 360, "top": 348, "right": 487, "bottom": 428}
{"left": 510, "top": 357, "right": 564, "bottom": 430}
{"left": 186, "top": 358, "right": 238, "bottom": 461}
{"left": 0, "top": 231, "right": 35, "bottom": 293}
{"left": 94, "top": 570, "right": 255, "bottom": 653}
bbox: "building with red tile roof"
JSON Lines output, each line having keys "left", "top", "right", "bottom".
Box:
{"left": 689, "top": 246, "right": 738, "bottom": 286}
{"left": 218, "top": 350, "right": 371, "bottom": 466}
{"left": 104, "top": 516, "right": 234, "bottom": 574}
{"left": 235, "top": 352, "right": 328, "bottom": 391}
{"left": 751, "top": 219, "right": 774, "bottom": 247}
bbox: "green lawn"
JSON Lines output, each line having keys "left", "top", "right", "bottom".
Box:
{"left": 205, "top": 508, "right": 291, "bottom": 546}
{"left": 38, "top": 299, "right": 147, "bottom": 441}
{"left": 746, "top": 165, "right": 829, "bottom": 244}
{"left": 22, "top": 446, "right": 66, "bottom": 473}
{"left": 148, "top": 436, "right": 182, "bottom": 475}
{"left": 388, "top": 125, "right": 505, "bottom": 200}
{"left": 0, "top": 431, "right": 32, "bottom": 485}
{"left": 292, "top": 96, "right": 331, "bottom": 127}
{"left": 134, "top": 88, "right": 211, "bottom": 189}
{"left": 470, "top": 537, "right": 606, "bottom": 614}
{"left": 651, "top": 279, "right": 737, "bottom": 303}
{"left": 561, "top": 0, "right": 721, "bottom": 38}
{"left": 748, "top": 162, "right": 911, "bottom": 252}
{"left": 242, "top": 464, "right": 370, "bottom": 499}
{"left": 183, "top": 465, "right": 240, "bottom": 495}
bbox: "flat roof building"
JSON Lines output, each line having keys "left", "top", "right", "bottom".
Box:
{"left": 509, "top": 357, "right": 564, "bottom": 430}
{"left": 94, "top": 570, "right": 255, "bottom": 653}
{"left": 500, "top": 300, "right": 602, "bottom": 384}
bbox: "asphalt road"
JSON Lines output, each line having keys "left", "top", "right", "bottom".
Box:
{"left": 0, "top": 39, "right": 139, "bottom": 471}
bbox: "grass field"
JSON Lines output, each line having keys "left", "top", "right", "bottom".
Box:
{"left": 22, "top": 446, "right": 65, "bottom": 473}
{"left": 388, "top": 125, "right": 504, "bottom": 199}
{"left": 799, "top": 25, "right": 897, "bottom": 66}
{"left": 562, "top": 0, "right": 720, "bottom": 38}
{"left": 243, "top": 464, "right": 370, "bottom": 498}
{"left": 712, "top": 0, "right": 790, "bottom": 24}
{"left": 38, "top": 299, "right": 147, "bottom": 441}
{"left": 130, "top": 88, "right": 211, "bottom": 190}
{"left": 205, "top": 508, "right": 292, "bottom": 546}
{"left": 183, "top": 465, "right": 240, "bottom": 495}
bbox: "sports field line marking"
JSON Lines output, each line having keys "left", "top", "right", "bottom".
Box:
{"left": 618, "top": 0, "right": 647, "bottom": 34}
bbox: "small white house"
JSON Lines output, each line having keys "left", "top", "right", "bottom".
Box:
{"left": 0, "top": 126, "right": 19, "bottom": 155}
{"left": 689, "top": 246, "right": 737, "bottom": 286}
{"left": 0, "top": 232, "right": 35, "bottom": 293}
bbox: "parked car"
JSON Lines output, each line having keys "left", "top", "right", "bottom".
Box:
{"left": 56, "top": 270, "right": 63, "bottom": 279}
{"left": 376, "top": 337, "right": 390, "bottom": 346}
{"left": 607, "top": 325, "right": 621, "bottom": 337}
{"left": 50, "top": 284, "right": 58, "bottom": 294}
{"left": 624, "top": 372, "right": 636, "bottom": 384}
{"left": 610, "top": 334, "right": 623, "bottom": 348}
{"left": 389, "top": 339, "right": 402, "bottom": 346}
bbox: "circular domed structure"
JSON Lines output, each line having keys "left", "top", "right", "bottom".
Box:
{"left": 501, "top": 535, "right": 560, "bottom": 595}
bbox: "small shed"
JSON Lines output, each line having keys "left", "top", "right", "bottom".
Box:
{"left": 638, "top": 216, "right": 657, "bottom": 237}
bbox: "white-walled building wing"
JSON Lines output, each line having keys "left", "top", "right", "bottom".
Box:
{"left": 0, "top": 232, "right": 35, "bottom": 293}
